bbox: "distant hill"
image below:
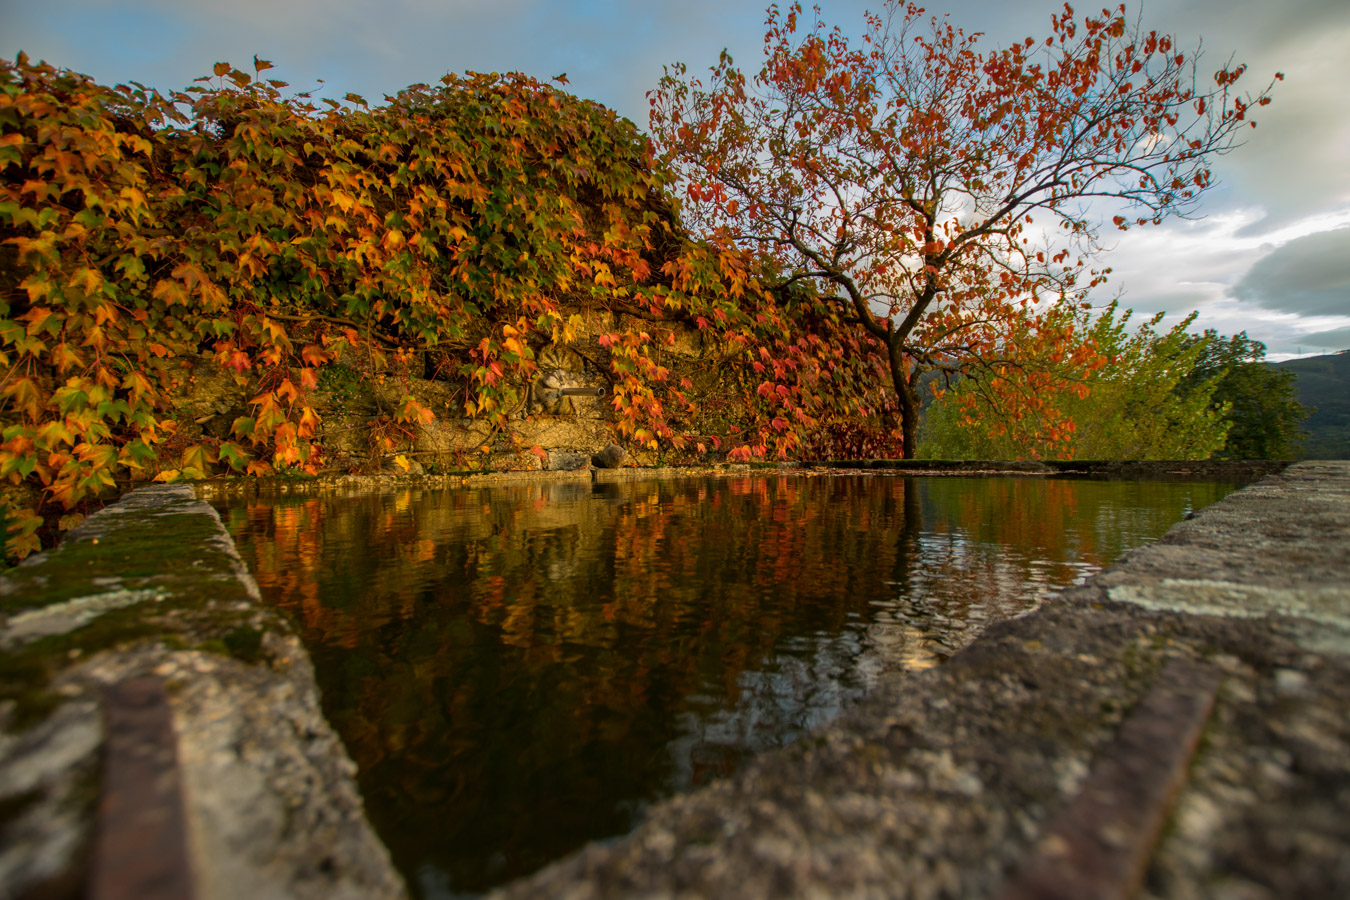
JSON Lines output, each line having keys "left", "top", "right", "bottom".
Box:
{"left": 1271, "top": 351, "right": 1350, "bottom": 459}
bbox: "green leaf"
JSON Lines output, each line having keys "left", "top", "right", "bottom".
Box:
{"left": 54, "top": 386, "right": 90, "bottom": 415}
{"left": 219, "top": 441, "right": 249, "bottom": 471}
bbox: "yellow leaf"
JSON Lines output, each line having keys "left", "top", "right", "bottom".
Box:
{"left": 119, "top": 186, "right": 148, "bottom": 210}
{"left": 23, "top": 306, "right": 56, "bottom": 336}
{"left": 6, "top": 529, "right": 41, "bottom": 560}
{"left": 182, "top": 443, "right": 216, "bottom": 472}
{"left": 298, "top": 406, "right": 321, "bottom": 437}
{"left": 52, "top": 342, "right": 84, "bottom": 373}
{"left": 3, "top": 377, "right": 42, "bottom": 418}
{"left": 122, "top": 370, "right": 154, "bottom": 403}
{"left": 394, "top": 454, "right": 411, "bottom": 472}
{"left": 152, "top": 278, "right": 188, "bottom": 306}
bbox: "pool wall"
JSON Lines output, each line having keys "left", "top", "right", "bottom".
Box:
{"left": 0, "top": 484, "right": 406, "bottom": 900}
{"left": 495, "top": 460, "right": 1350, "bottom": 899}
{"left": 5, "top": 459, "right": 1343, "bottom": 899}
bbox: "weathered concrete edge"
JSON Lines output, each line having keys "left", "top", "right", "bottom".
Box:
{"left": 0, "top": 485, "right": 407, "bottom": 900}
{"left": 489, "top": 461, "right": 1350, "bottom": 899}
{"left": 1079, "top": 459, "right": 1350, "bottom": 655}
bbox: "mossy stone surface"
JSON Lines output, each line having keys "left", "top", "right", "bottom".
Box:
{"left": 1, "top": 488, "right": 258, "bottom": 618}
{"left": 0, "top": 483, "right": 406, "bottom": 900}
{"left": 0, "top": 485, "right": 276, "bottom": 726}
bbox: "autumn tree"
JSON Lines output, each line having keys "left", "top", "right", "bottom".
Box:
{"left": 918, "top": 302, "right": 1232, "bottom": 460}
{"left": 650, "top": 1, "right": 1281, "bottom": 456}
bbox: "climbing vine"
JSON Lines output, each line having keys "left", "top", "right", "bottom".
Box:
{"left": 1, "top": 55, "right": 884, "bottom": 559}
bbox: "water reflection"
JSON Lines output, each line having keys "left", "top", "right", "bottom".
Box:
{"left": 217, "top": 474, "right": 1238, "bottom": 897}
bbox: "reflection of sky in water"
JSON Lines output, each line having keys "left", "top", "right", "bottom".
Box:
{"left": 663, "top": 541, "right": 1056, "bottom": 795}
{"left": 219, "top": 474, "right": 1241, "bottom": 898}
{"left": 669, "top": 626, "right": 872, "bottom": 793}
{"left": 657, "top": 479, "right": 1233, "bottom": 801}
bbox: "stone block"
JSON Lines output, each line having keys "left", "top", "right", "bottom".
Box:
{"left": 546, "top": 450, "right": 591, "bottom": 471}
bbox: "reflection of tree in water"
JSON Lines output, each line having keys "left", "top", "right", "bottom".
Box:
{"left": 864, "top": 478, "right": 1239, "bottom": 672}
{"left": 668, "top": 625, "right": 874, "bottom": 791}
{"left": 215, "top": 474, "right": 1236, "bottom": 898}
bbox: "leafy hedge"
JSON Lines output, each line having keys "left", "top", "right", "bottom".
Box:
{"left": 1, "top": 56, "right": 889, "bottom": 559}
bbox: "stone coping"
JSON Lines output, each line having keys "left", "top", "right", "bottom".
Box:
{"left": 0, "top": 485, "right": 406, "bottom": 900}
{"left": 3, "top": 460, "right": 1338, "bottom": 899}
{"left": 490, "top": 461, "right": 1350, "bottom": 898}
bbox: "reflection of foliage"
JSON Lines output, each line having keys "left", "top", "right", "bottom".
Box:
{"left": 219, "top": 474, "right": 1236, "bottom": 894}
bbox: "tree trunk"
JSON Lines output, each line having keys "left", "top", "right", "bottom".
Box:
{"left": 887, "top": 338, "right": 920, "bottom": 459}
{"left": 897, "top": 381, "right": 919, "bottom": 459}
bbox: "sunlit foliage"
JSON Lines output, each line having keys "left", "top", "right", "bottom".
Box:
{"left": 1, "top": 55, "right": 883, "bottom": 559}
{"left": 650, "top": 1, "right": 1281, "bottom": 456}
{"left": 919, "top": 302, "right": 1232, "bottom": 459}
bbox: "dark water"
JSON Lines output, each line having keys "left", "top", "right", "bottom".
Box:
{"left": 217, "top": 474, "right": 1239, "bottom": 897}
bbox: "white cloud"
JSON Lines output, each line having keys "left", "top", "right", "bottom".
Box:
{"left": 5, "top": 0, "right": 1348, "bottom": 355}
{"left": 1089, "top": 203, "right": 1350, "bottom": 351}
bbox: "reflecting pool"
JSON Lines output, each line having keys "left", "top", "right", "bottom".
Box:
{"left": 216, "top": 474, "right": 1240, "bottom": 897}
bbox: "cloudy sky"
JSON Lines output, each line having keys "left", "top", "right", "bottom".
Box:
{"left": 4, "top": 0, "right": 1348, "bottom": 358}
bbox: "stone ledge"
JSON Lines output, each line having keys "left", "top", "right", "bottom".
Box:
{"left": 817, "top": 459, "right": 1291, "bottom": 481}
{"left": 6, "top": 463, "right": 1340, "bottom": 899}
{"left": 0, "top": 485, "right": 406, "bottom": 900}
{"left": 490, "top": 461, "right": 1350, "bottom": 899}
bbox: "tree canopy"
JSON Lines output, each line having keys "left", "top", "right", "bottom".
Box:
{"left": 2, "top": 55, "right": 886, "bottom": 559}
{"left": 1179, "top": 330, "right": 1308, "bottom": 459}
{"left": 919, "top": 302, "right": 1232, "bottom": 460}
{"left": 650, "top": 1, "right": 1281, "bottom": 456}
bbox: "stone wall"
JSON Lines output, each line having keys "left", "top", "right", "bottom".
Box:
{"left": 174, "top": 309, "right": 719, "bottom": 476}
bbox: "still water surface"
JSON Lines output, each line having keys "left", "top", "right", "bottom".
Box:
{"left": 218, "top": 474, "right": 1239, "bottom": 897}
